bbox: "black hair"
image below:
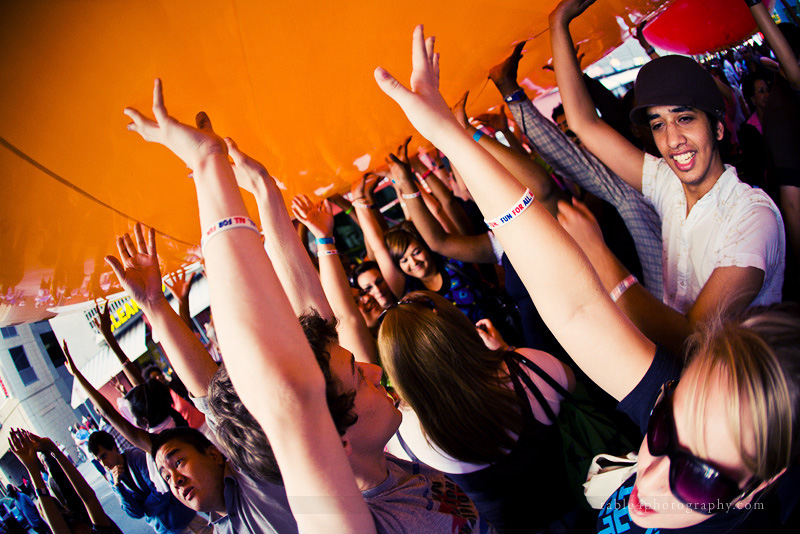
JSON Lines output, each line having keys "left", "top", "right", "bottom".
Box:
{"left": 87, "top": 431, "right": 117, "bottom": 456}
{"left": 350, "top": 260, "right": 381, "bottom": 289}
{"left": 125, "top": 379, "right": 188, "bottom": 429}
{"left": 551, "top": 103, "right": 565, "bottom": 122}
{"left": 208, "top": 310, "right": 358, "bottom": 483}
{"left": 5, "top": 485, "right": 17, "bottom": 498}
{"left": 150, "top": 427, "right": 214, "bottom": 460}
{"left": 142, "top": 364, "right": 164, "bottom": 378}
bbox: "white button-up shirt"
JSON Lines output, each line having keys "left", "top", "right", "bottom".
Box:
{"left": 642, "top": 154, "right": 785, "bottom": 314}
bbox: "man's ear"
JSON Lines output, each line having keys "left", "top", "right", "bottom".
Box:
{"left": 715, "top": 119, "right": 725, "bottom": 142}
{"left": 205, "top": 445, "right": 225, "bottom": 466}
{"left": 735, "top": 467, "right": 787, "bottom": 508}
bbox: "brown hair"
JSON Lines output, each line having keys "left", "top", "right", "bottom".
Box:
{"left": 682, "top": 304, "right": 800, "bottom": 482}
{"left": 383, "top": 222, "right": 436, "bottom": 272}
{"left": 209, "top": 310, "right": 358, "bottom": 483}
{"left": 377, "top": 291, "right": 522, "bottom": 464}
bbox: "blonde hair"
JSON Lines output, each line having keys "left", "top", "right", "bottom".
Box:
{"left": 377, "top": 291, "right": 522, "bottom": 464}
{"left": 681, "top": 304, "right": 800, "bottom": 481}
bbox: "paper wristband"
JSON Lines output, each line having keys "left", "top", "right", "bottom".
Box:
{"left": 484, "top": 189, "right": 534, "bottom": 229}
{"left": 316, "top": 237, "right": 335, "bottom": 245}
{"left": 610, "top": 274, "right": 638, "bottom": 302}
{"left": 318, "top": 249, "right": 339, "bottom": 256}
{"left": 201, "top": 216, "right": 261, "bottom": 249}
{"left": 473, "top": 130, "right": 485, "bottom": 142}
{"left": 401, "top": 191, "right": 422, "bottom": 199}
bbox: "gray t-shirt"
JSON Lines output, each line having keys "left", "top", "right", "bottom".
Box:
{"left": 191, "top": 396, "right": 298, "bottom": 534}
{"left": 363, "top": 455, "right": 497, "bottom": 534}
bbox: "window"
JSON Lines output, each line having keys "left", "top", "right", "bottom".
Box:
{"left": 9, "top": 346, "right": 37, "bottom": 386}
{"left": 1, "top": 326, "right": 17, "bottom": 339}
{"left": 39, "top": 331, "right": 66, "bottom": 368}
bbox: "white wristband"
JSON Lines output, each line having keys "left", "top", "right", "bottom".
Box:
{"left": 401, "top": 191, "right": 422, "bottom": 199}
{"left": 610, "top": 274, "right": 638, "bottom": 302}
{"left": 484, "top": 189, "right": 534, "bottom": 229}
{"left": 201, "top": 216, "right": 261, "bottom": 249}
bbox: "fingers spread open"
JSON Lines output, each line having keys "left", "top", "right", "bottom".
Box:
{"left": 147, "top": 226, "right": 157, "bottom": 256}
{"left": 134, "top": 223, "right": 147, "bottom": 254}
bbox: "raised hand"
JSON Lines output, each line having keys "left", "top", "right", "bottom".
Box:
{"left": 9, "top": 428, "right": 40, "bottom": 469}
{"left": 93, "top": 301, "right": 114, "bottom": 340}
{"left": 351, "top": 172, "right": 381, "bottom": 204}
{"left": 105, "top": 223, "right": 165, "bottom": 307}
{"left": 124, "top": 79, "right": 226, "bottom": 170}
{"left": 291, "top": 195, "right": 334, "bottom": 239}
{"left": 475, "top": 106, "right": 510, "bottom": 133}
{"left": 224, "top": 137, "right": 279, "bottom": 198}
{"left": 164, "top": 268, "right": 196, "bottom": 303}
{"left": 451, "top": 91, "right": 470, "bottom": 129}
{"left": 556, "top": 197, "right": 605, "bottom": 257}
{"left": 374, "top": 26, "right": 458, "bottom": 146}
{"left": 62, "top": 341, "right": 78, "bottom": 377}
{"left": 550, "top": 0, "right": 598, "bottom": 24}
{"left": 489, "top": 41, "right": 526, "bottom": 95}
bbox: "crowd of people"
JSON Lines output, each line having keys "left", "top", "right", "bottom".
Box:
{"left": 6, "top": 0, "right": 800, "bottom": 532}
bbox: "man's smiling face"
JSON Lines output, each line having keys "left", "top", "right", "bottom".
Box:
{"left": 647, "top": 105, "right": 725, "bottom": 191}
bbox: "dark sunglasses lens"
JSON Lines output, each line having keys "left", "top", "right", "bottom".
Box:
{"left": 670, "top": 455, "right": 737, "bottom": 512}
{"left": 647, "top": 398, "right": 671, "bottom": 455}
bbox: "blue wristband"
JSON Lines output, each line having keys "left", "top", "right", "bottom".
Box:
{"left": 316, "top": 237, "right": 335, "bottom": 245}
{"left": 473, "top": 130, "right": 485, "bottom": 142}
{"left": 503, "top": 88, "right": 527, "bottom": 103}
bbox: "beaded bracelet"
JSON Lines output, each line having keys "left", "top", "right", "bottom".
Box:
{"left": 201, "top": 216, "right": 261, "bottom": 249}
{"left": 484, "top": 189, "right": 534, "bottom": 229}
{"left": 401, "top": 191, "right": 422, "bottom": 200}
{"left": 610, "top": 274, "right": 638, "bottom": 302}
{"left": 316, "top": 237, "right": 335, "bottom": 245}
{"left": 318, "top": 249, "right": 339, "bottom": 257}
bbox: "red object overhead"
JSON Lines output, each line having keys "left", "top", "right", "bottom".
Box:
{"left": 643, "top": 0, "right": 773, "bottom": 55}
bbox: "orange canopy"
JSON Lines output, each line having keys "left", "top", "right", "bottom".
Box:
{"left": 1, "top": 0, "right": 674, "bottom": 325}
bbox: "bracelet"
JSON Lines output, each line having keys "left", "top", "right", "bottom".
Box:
{"left": 503, "top": 88, "right": 527, "bottom": 103}
{"left": 318, "top": 249, "right": 339, "bottom": 257}
{"left": 344, "top": 207, "right": 353, "bottom": 215}
{"left": 744, "top": 0, "right": 761, "bottom": 6}
{"left": 645, "top": 47, "right": 656, "bottom": 55}
{"left": 316, "top": 237, "right": 335, "bottom": 245}
{"left": 401, "top": 191, "right": 422, "bottom": 199}
{"left": 610, "top": 274, "right": 638, "bottom": 302}
{"left": 421, "top": 169, "right": 433, "bottom": 179}
{"left": 484, "top": 189, "right": 534, "bottom": 229}
{"left": 472, "top": 129, "right": 485, "bottom": 142}
{"left": 201, "top": 216, "right": 261, "bottom": 249}
{"left": 353, "top": 202, "right": 376, "bottom": 209}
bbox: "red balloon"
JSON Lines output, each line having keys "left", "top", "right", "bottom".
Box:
{"left": 642, "top": 0, "right": 775, "bottom": 55}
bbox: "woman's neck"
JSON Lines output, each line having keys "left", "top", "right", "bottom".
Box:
{"left": 420, "top": 270, "right": 443, "bottom": 292}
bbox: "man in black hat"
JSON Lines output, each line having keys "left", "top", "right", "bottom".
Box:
{"left": 548, "top": 0, "right": 784, "bottom": 349}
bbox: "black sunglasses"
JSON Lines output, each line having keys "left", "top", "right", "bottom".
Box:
{"left": 646, "top": 381, "right": 761, "bottom": 514}
{"left": 377, "top": 295, "right": 436, "bottom": 327}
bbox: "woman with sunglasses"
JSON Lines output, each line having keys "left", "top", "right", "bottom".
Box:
{"left": 374, "top": 21, "right": 800, "bottom": 532}
{"left": 378, "top": 291, "right": 579, "bottom": 532}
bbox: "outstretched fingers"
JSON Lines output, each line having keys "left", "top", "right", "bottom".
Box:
{"left": 152, "top": 78, "right": 168, "bottom": 124}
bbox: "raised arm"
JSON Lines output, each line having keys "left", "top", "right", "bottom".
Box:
{"left": 8, "top": 429, "right": 70, "bottom": 534}
{"left": 224, "top": 136, "right": 333, "bottom": 320}
{"left": 36, "top": 432, "right": 114, "bottom": 528}
{"left": 163, "top": 269, "right": 196, "bottom": 328}
{"left": 549, "top": 0, "right": 645, "bottom": 189}
{"left": 105, "top": 224, "right": 218, "bottom": 400}
{"left": 124, "top": 80, "right": 372, "bottom": 532}
{"left": 388, "top": 150, "right": 496, "bottom": 264}
{"left": 748, "top": 0, "right": 800, "bottom": 90}
{"left": 292, "top": 195, "right": 378, "bottom": 364}
{"left": 93, "top": 302, "right": 144, "bottom": 387}
{"left": 453, "top": 91, "right": 565, "bottom": 217}
{"left": 558, "top": 198, "right": 766, "bottom": 355}
{"left": 375, "top": 26, "right": 654, "bottom": 401}
{"left": 352, "top": 175, "right": 407, "bottom": 297}
{"left": 63, "top": 341, "right": 152, "bottom": 453}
